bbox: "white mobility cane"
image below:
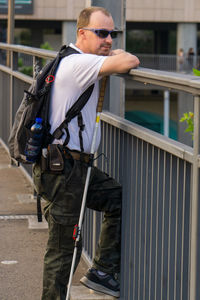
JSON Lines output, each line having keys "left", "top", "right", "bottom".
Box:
{"left": 66, "top": 76, "right": 108, "bottom": 300}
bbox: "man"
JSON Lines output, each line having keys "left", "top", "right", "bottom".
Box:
{"left": 33, "top": 6, "right": 139, "bottom": 300}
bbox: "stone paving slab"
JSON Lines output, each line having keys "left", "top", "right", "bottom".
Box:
{"left": 70, "top": 285, "right": 116, "bottom": 300}
{"left": 28, "top": 215, "right": 48, "bottom": 229}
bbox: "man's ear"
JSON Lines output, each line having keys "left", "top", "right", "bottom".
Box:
{"left": 78, "top": 29, "right": 86, "bottom": 39}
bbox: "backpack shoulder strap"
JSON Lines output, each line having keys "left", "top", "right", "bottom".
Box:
{"left": 48, "top": 45, "right": 94, "bottom": 152}
{"left": 52, "top": 84, "right": 94, "bottom": 151}
{"left": 38, "top": 45, "right": 79, "bottom": 87}
{"left": 59, "top": 45, "right": 80, "bottom": 58}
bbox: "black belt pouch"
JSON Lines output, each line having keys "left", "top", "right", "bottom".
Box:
{"left": 41, "top": 144, "right": 64, "bottom": 173}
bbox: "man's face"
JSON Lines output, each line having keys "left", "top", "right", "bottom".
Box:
{"left": 81, "top": 11, "right": 115, "bottom": 56}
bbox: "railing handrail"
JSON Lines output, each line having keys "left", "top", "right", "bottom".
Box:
{"left": 128, "top": 68, "right": 200, "bottom": 95}
{"left": 1, "top": 42, "right": 200, "bottom": 95}
{"left": 0, "top": 42, "right": 56, "bottom": 59}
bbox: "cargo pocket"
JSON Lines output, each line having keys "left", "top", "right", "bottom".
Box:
{"left": 47, "top": 213, "right": 82, "bottom": 252}
{"left": 33, "top": 162, "right": 66, "bottom": 202}
{"left": 49, "top": 160, "right": 87, "bottom": 226}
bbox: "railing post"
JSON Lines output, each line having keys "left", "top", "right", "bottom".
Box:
{"left": 164, "top": 90, "right": 170, "bottom": 137}
{"left": 32, "top": 55, "right": 43, "bottom": 221}
{"left": 6, "top": 0, "right": 15, "bottom": 67}
{"left": 10, "top": 51, "right": 18, "bottom": 128}
{"left": 33, "top": 55, "right": 43, "bottom": 79}
{"left": 9, "top": 51, "right": 19, "bottom": 167}
{"left": 189, "top": 95, "right": 200, "bottom": 300}
{"left": 92, "top": 211, "right": 97, "bottom": 259}
{"left": 9, "top": 50, "right": 14, "bottom": 133}
{"left": 92, "top": 157, "right": 98, "bottom": 259}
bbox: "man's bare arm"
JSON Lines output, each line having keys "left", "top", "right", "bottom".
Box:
{"left": 99, "top": 49, "right": 140, "bottom": 77}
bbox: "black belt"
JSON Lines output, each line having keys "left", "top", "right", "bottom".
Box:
{"left": 63, "top": 148, "right": 91, "bottom": 164}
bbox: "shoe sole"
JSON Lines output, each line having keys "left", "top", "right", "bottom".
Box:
{"left": 80, "top": 276, "right": 120, "bottom": 298}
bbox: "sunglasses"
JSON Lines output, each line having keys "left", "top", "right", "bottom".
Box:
{"left": 81, "top": 28, "right": 118, "bottom": 39}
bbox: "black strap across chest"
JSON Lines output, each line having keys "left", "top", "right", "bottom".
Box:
{"left": 52, "top": 84, "right": 94, "bottom": 152}
{"left": 49, "top": 45, "right": 95, "bottom": 152}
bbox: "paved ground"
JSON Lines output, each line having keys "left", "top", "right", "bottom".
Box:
{"left": 0, "top": 143, "right": 88, "bottom": 300}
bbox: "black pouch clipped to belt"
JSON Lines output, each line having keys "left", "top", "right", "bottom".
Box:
{"left": 48, "top": 144, "right": 64, "bottom": 172}
{"left": 41, "top": 144, "right": 64, "bottom": 173}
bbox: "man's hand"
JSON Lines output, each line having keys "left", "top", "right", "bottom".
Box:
{"left": 109, "top": 49, "right": 126, "bottom": 56}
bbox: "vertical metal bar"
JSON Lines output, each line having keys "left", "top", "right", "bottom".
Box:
{"left": 33, "top": 56, "right": 37, "bottom": 79}
{"left": 9, "top": 51, "right": 18, "bottom": 136}
{"left": 109, "top": 125, "right": 112, "bottom": 175}
{"left": 138, "top": 140, "right": 144, "bottom": 300}
{"left": 180, "top": 161, "right": 186, "bottom": 300}
{"left": 33, "top": 55, "right": 43, "bottom": 79}
{"left": 154, "top": 148, "right": 160, "bottom": 300}
{"left": 116, "top": 129, "right": 120, "bottom": 182}
{"left": 113, "top": 126, "right": 116, "bottom": 176}
{"left": 167, "top": 154, "right": 172, "bottom": 300}
{"left": 127, "top": 136, "right": 134, "bottom": 300}
{"left": 164, "top": 90, "right": 170, "bottom": 137}
{"left": 9, "top": 50, "right": 13, "bottom": 132}
{"left": 7, "top": 0, "right": 15, "bottom": 44}
{"left": 133, "top": 137, "right": 139, "bottom": 300}
{"left": 92, "top": 156, "right": 98, "bottom": 259}
{"left": 105, "top": 123, "right": 108, "bottom": 174}
{"left": 120, "top": 130, "right": 125, "bottom": 181}
{"left": 101, "top": 121, "right": 105, "bottom": 169}
{"left": 7, "top": 0, "right": 15, "bottom": 67}
{"left": 148, "top": 145, "right": 154, "bottom": 300}
{"left": 130, "top": 138, "right": 134, "bottom": 298}
{"left": 161, "top": 151, "right": 166, "bottom": 300}
{"left": 189, "top": 95, "right": 200, "bottom": 300}
{"left": 143, "top": 142, "right": 149, "bottom": 300}
{"left": 174, "top": 158, "right": 180, "bottom": 300}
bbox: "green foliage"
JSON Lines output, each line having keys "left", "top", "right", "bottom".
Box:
{"left": 18, "top": 57, "right": 23, "bottom": 68}
{"left": 40, "top": 42, "right": 53, "bottom": 50}
{"left": 179, "top": 68, "right": 200, "bottom": 139}
{"left": 19, "top": 66, "right": 33, "bottom": 76}
{"left": 180, "top": 112, "right": 194, "bottom": 139}
{"left": 18, "top": 57, "right": 33, "bottom": 76}
{"left": 193, "top": 68, "right": 200, "bottom": 76}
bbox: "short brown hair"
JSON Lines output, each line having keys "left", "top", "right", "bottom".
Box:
{"left": 77, "top": 6, "right": 111, "bottom": 33}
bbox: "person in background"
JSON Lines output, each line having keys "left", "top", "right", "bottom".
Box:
{"left": 177, "top": 48, "right": 184, "bottom": 72}
{"left": 187, "top": 47, "right": 195, "bottom": 72}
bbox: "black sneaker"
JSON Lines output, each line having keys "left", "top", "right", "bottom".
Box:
{"left": 80, "top": 268, "right": 120, "bottom": 298}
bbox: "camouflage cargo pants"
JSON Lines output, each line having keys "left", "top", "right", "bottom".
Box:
{"left": 33, "top": 155, "right": 122, "bottom": 300}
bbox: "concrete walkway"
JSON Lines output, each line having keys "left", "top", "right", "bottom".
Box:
{"left": 0, "top": 143, "right": 115, "bottom": 300}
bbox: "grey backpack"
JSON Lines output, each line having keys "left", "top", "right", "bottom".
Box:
{"left": 8, "top": 45, "right": 94, "bottom": 164}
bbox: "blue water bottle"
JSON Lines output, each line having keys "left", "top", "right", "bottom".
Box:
{"left": 25, "top": 117, "right": 43, "bottom": 162}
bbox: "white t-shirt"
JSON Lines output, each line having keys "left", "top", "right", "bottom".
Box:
{"left": 49, "top": 43, "right": 107, "bottom": 154}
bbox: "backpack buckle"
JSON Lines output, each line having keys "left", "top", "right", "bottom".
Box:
{"left": 53, "top": 128, "right": 64, "bottom": 139}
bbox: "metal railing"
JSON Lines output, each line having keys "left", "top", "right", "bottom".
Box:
{"left": 135, "top": 54, "right": 200, "bottom": 73}
{"left": 1, "top": 45, "right": 200, "bottom": 72}
{"left": 1, "top": 43, "right": 200, "bottom": 300}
